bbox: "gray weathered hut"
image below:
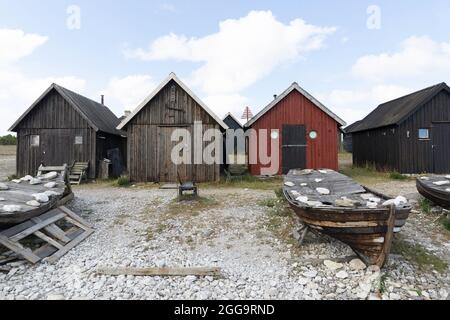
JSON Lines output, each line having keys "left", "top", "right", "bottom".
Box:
{"left": 349, "top": 82, "right": 450, "bottom": 173}
{"left": 117, "top": 73, "right": 228, "bottom": 182}
{"left": 9, "top": 83, "right": 126, "bottom": 179}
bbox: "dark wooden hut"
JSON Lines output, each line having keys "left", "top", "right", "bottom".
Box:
{"left": 245, "top": 82, "right": 346, "bottom": 175}
{"left": 117, "top": 73, "right": 228, "bottom": 183}
{"left": 349, "top": 82, "right": 450, "bottom": 173}
{"left": 222, "top": 113, "right": 246, "bottom": 174}
{"left": 342, "top": 120, "right": 362, "bottom": 153}
{"left": 9, "top": 83, "right": 126, "bottom": 179}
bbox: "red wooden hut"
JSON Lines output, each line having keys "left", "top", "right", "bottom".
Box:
{"left": 245, "top": 82, "right": 346, "bottom": 175}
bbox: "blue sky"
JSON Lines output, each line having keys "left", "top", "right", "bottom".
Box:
{"left": 1, "top": 0, "right": 450, "bottom": 134}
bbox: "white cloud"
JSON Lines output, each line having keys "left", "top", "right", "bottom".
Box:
{"left": 202, "top": 94, "right": 249, "bottom": 122}
{"left": 124, "top": 10, "right": 336, "bottom": 115}
{"left": 0, "top": 29, "right": 48, "bottom": 65}
{"left": 100, "top": 75, "right": 156, "bottom": 116}
{"left": 319, "top": 84, "right": 412, "bottom": 126}
{"left": 0, "top": 28, "right": 85, "bottom": 134}
{"left": 159, "top": 3, "right": 175, "bottom": 12}
{"left": 352, "top": 36, "right": 450, "bottom": 82}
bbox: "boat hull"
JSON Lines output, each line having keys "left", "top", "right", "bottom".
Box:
{"left": 285, "top": 196, "right": 395, "bottom": 267}
{"left": 416, "top": 179, "right": 450, "bottom": 208}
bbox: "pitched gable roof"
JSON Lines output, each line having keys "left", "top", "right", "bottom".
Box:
{"left": 117, "top": 73, "right": 228, "bottom": 130}
{"left": 223, "top": 112, "right": 243, "bottom": 130}
{"left": 245, "top": 82, "right": 346, "bottom": 127}
{"left": 349, "top": 82, "right": 450, "bottom": 133}
{"left": 343, "top": 120, "right": 362, "bottom": 134}
{"left": 9, "top": 83, "right": 124, "bottom": 136}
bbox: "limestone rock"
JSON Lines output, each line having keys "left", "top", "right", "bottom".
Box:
{"left": 0, "top": 183, "right": 9, "bottom": 190}
{"left": 20, "top": 175, "right": 33, "bottom": 181}
{"left": 44, "top": 182, "right": 57, "bottom": 188}
{"left": 284, "top": 181, "right": 295, "bottom": 187}
{"left": 349, "top": 259, "right": 366, "bottom": 271}
{"left": 11, "top": 179, "right": 22, "bottom": 184}
{"left": 32, "top": 193, "right": 49, "bottom": 203}
{"left": 44, "top": 190, "right": 60, "bottom": 197}
{"left": 2, "top": 205, "right": 22, "bottom": 213}
{"left": 335, "top": 198, "right": 356, "bottom": 208}
{"left": 324, "top": 260, "right": 344, "bottom": 271}
{"left": 29, "top": 178, "right": 42, "bottom": 185}
{"left": 316, "top": 188, "right": 330, "bottom": 195}
{"left": 42, "top": 172, "right": 58, "bottom": 180}
{"left": 335, "top": 271, "right": 348, "bottom": 279}
{"left": 26, "top": 200, "right": 41, "bottom": 207}
{"left": 296, "top": 196, "right": 308, "bottom": 203}
{"left": 433, "top": 180, "right": 450, "bottom": 186}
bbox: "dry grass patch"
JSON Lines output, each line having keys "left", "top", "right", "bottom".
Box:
{"left": 0, "top": 145, "right": 16, "bottom": 156}
{"left": 392, "top": 236, "right": 448, "bottom": 273}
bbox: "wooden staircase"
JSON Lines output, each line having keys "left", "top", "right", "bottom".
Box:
{"left": 69, "top": 161, "right": 89, "bottom": 185}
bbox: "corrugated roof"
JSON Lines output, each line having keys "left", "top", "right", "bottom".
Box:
{"left": 349, "top": 82, "right": 449, "bottom": 133}
{"left": 9, "top": 83, "right": 124, "bottom": 136}
{"left": 245, "top": 82, "right": 346, "bottom": 127}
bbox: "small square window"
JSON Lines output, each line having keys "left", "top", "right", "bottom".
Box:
{"left": 75, "top": 136, "right": 83, "bottom": 145}
{"left": 418, "top": 129, "right": 429, "bottom": 140}
{"left": 31, "top": 135, "right": 40, "bottom": 147}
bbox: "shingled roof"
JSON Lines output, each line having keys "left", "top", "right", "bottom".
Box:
{"left": 9, "top": 83, "right": 124, "bottom": 136}
{"left": 349, "top": 82, "right": 450, "bottom": 133}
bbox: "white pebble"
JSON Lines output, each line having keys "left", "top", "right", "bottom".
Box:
{"left": 316, "top": 188, "right": 330, "bottom": 195}
{"left": 32, "top": 193, "right": 49, "bottom": 203}
{"left": 2, "top": 205, "right": 22, "bottom": 212}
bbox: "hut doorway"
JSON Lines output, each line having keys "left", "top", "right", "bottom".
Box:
{"left": 282, "top": 124, "right": 307, "bottom": 174}
{"left": 41, "top": 130, "right": 72, "bottom": 167}
{"left": 157, "top": 126, "right": 192, "bottom": 182}
{"left": 432, "top": 123, "right": 450, "bottom": 173}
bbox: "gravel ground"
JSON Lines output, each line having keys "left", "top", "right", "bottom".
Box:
{"left": 0, "top": 183, "right": 449, "bottom": 300}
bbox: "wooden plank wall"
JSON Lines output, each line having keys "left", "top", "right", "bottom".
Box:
{"left": 126, "top": 80, "right": 221, "bottom": 182}
{"left": 15, "top": 89, "right": 97, "bottom": 178}
{"left": 353, "top": 90, "right": 450, "bottom": 174}
{"left": 397, "top": 90, "right": 450, "bottom": 173}
{"left": 352, "top": 126, "right": 399, "bottom": 171}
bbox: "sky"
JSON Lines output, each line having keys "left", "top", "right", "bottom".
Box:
{"left": 1, "top": 0, "right": 450, "bottom": 134}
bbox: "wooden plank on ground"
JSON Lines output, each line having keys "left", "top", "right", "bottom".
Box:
{"left": 9, "top": 213, "right": 66, "bottom": 242}
{"left": 95, "top": 267, "right": 222, "bottom": 277}
{"left": 58, "top": 206, "right": 93, "bottom": 229}
{"left": 0, "top": 234, "right": 41, "bottom": 264}
{"left": 45, "top": 227, "right": 94, "bottom": 264}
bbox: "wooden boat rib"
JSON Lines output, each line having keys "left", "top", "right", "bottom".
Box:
{"left": 416, "top": 175, "right": 450, "bottom": 208}
{"left": 0, "top": 166, "right": 73, "bottom": 227}
{"left": 283, "top": 169, "right": 411, "bottom": 268}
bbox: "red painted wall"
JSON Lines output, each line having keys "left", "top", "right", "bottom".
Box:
{"left": 248, "top": 89, "right": 339, "bottom": 175}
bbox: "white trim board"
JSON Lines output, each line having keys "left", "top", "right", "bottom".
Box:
{"left": 117, "top": 72, "right": 228, "bottom": 130}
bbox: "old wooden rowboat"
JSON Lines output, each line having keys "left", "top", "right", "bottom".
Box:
{"left": 416, "top": 175, "right": 450, "bottom": 208}
{"left": 0, "top": 166, "right": 73, "bottom": 227}
{"left": 283, "top": 169, "right": 412, "bottom": 268}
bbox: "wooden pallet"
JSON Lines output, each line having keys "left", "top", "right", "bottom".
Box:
{"left": 0, "top": 206, "right": 93, "bottom": 264}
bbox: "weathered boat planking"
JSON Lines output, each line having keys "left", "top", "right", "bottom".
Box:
{"left": 283, "top": 169, "right": 411, "bottom": 268}
{"left": 416, "top": 175, "right": 450, "bottom": 208}
{"left": 0, "top": 166, "right": 73, "bottom": 227}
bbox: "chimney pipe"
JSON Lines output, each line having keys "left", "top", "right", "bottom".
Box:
{"left": 101, "top": 95, "right": 105, "bottom": 105}
{"left": 273, "top": 94, "right": 277, "bottom": 100}
{"left": 124, "top": 110, "right": 131, "bottom": 117}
